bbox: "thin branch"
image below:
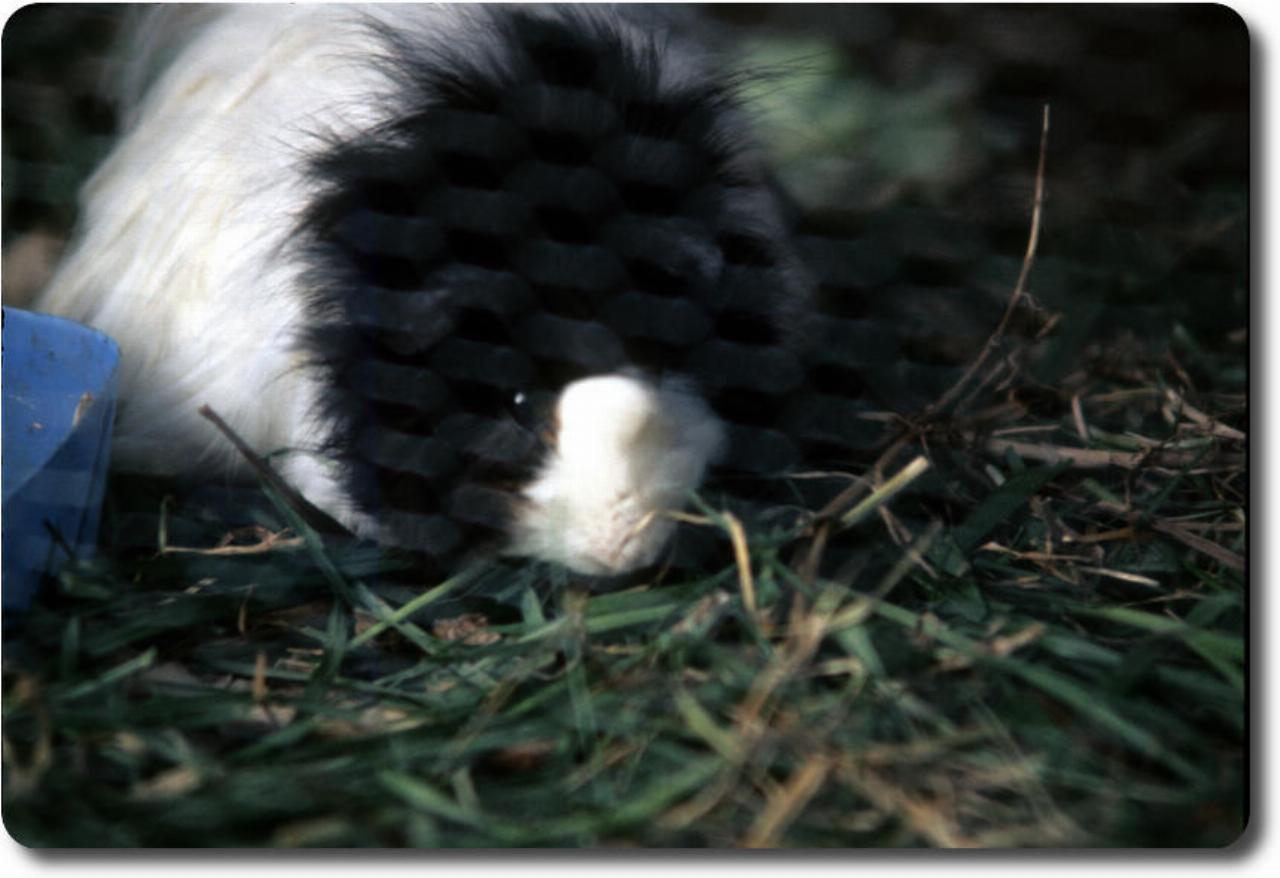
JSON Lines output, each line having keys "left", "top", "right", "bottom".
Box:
{"left": 973, "top": 434, "right": 1243, "bottom": 471}
{"left": 927, "top": 104, "right": 1051, "bottom": 416}
{"left": 161, "top": 526, "right": 303, "bottom": 556}
{"left": 1150, "top": 519, "right": 1245, "bottom": 572}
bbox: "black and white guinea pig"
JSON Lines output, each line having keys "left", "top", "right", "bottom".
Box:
{"left": 36, "top": 4, "right": 814, "bottom": 577}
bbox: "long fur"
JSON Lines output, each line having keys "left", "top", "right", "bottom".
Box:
{"left": 36, "top": 5, "right": 813, "bottom": 575}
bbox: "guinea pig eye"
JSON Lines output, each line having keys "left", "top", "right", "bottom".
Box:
{"left": 508, "top": 388, "right": 560, "bottom": 448}
{"left": 510, "top": 390, "right": 540, "bottom": 431}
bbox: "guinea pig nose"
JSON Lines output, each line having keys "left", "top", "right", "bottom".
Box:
{"left": 554, "top": 374, "right": 662, "bottom": 449}
{"left": 513, "top": 372, "right": 723, "bottom": 575}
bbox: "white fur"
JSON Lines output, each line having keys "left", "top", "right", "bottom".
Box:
{"left": 35, "top": 5, "right": 438, "bottom": 525}
{"left": 33, "top": 7, "right": 442, "bottom": 466}
{"left": 35, "top": 5, "right": 726, "bottom": 572}
{"left": 511, "top": 375, "right": 724, "bottom": 575}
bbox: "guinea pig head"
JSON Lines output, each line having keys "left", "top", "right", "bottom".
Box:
{"left": 510, "top": 374, "right": 724, "bottom": 575}
{"left": 297, "top": 8, "right": 811, "bottom": 576}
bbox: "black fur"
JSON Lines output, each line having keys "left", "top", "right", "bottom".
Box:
{"left": 297, "top": 7, "right": 813, "bottom": 569}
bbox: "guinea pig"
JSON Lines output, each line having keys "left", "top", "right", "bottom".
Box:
{"left": 35, "top": 4, "right": 814, "bottom": 578}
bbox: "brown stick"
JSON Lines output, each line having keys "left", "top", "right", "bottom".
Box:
{"left": 1161, "top": 388, "right": 1247, "bottom": 442}
{"left": 1150, "top": 519, "right": 1245, "bottom": 572}
{"left": 927, "top": 104, "right": 1051, "bottom": 417}
{"left": 161, "top": 527, "right": 303, "bottom": 556}
{"left": 974, "top": 434, "right": 1243, "bottom": 472}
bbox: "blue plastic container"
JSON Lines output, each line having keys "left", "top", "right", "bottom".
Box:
{"left": 3, "top": 307, "right": 119, "bottom": 613}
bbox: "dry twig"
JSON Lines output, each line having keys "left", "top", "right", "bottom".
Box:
{"left": 926, "top": 104, "right": 1051, "bottom": 417}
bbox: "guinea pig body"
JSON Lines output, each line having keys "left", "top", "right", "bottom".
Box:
{"left": 36, "top": 4, "right": 813, "bottom": 576}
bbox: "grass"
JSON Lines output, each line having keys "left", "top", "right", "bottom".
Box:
{"left": 1, "top": 313, "right": 1246, "bottom": 847}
